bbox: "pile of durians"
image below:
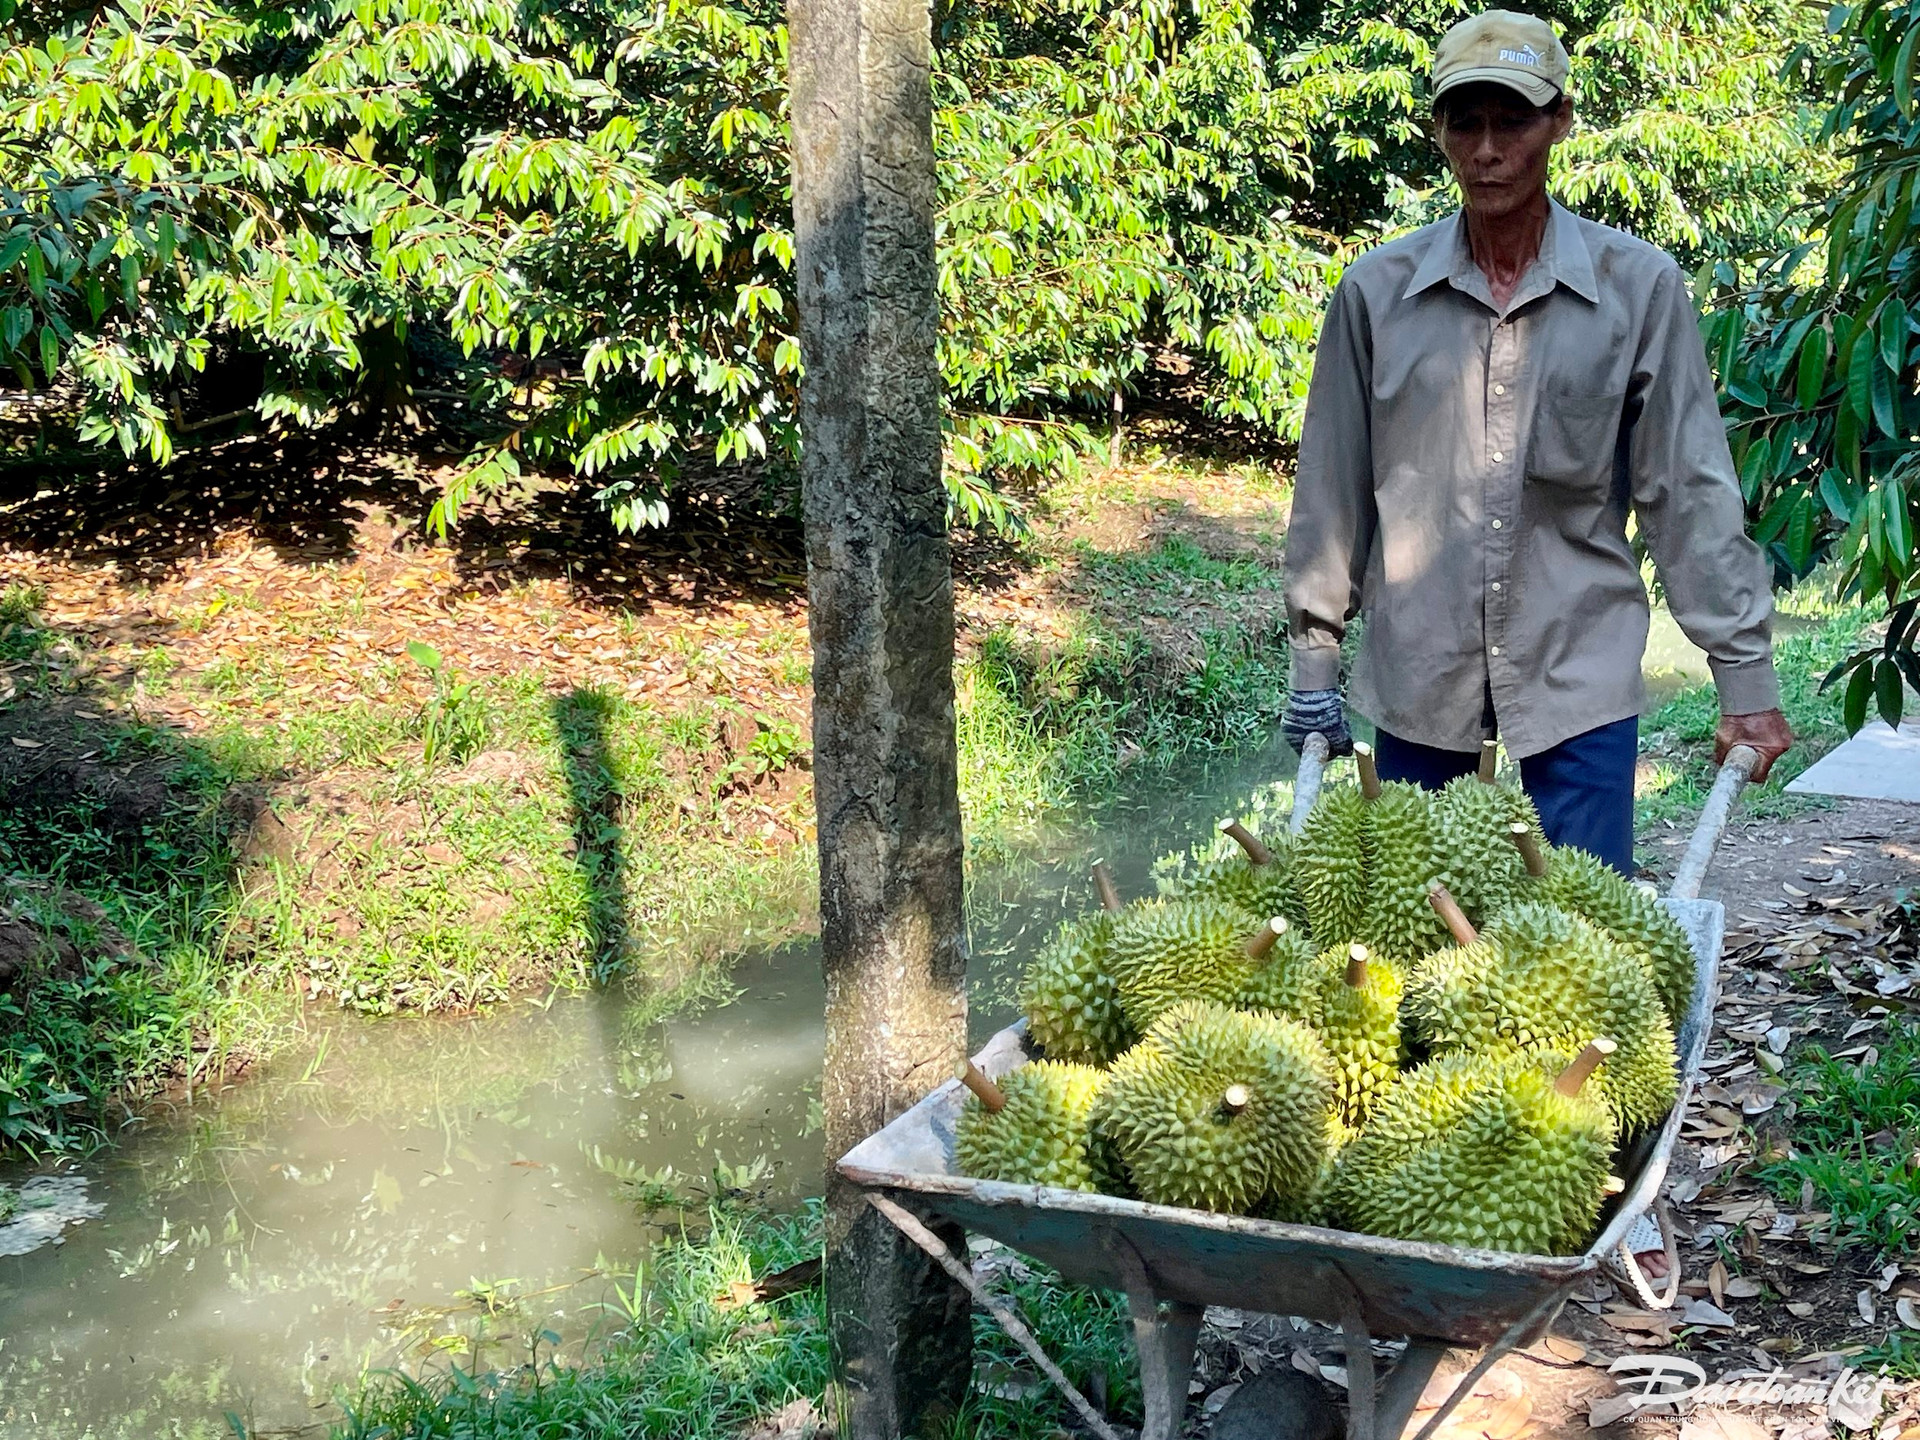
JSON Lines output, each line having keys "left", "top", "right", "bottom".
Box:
{"left": 955, "top": 742, "right": 1695, "bottom": 1257}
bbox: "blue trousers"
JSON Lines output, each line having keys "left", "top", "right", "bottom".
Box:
{"left": 1374, "top": 716, "right": 1639, "bottom": 876}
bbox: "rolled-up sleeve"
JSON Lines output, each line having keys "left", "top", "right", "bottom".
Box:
{"left": 1627, "top": 266, "right": 1780, "bottom": 715}
{"left": 1286, "top": 276, "right": 1378, "bottom": 692}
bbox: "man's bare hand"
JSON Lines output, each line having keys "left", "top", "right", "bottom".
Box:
{"left": 1715, "top": 708, "right": 1793, "bottom": 783}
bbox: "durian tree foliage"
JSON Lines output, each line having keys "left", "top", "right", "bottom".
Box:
{"left": 3, "top": 0, "right": 1825, "bottom": 530}
{"left": 1709, "top": 0, "right": 1920, "bottom": 732}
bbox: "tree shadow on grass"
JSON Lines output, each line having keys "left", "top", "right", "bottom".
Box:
{"left": 551, "top": 688, "right": 630, "bottom": 977}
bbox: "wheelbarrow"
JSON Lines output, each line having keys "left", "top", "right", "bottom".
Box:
{"left": 837, "top": 737, "right": 1761, "bottom": 1440}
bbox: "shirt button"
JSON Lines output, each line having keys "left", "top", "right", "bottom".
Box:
{"left": 1491, "top": 451, "right": 1504, "bottom": 463}
{"left": 1490, "top": 519, "right": 1503, "bottom": 530}
{"left": 1490, "top": 646, "right": 1502, "bottom": 657}
{"left": 1491, "top": 581, "right": 1502, "bottom": 591}
{"left": 1493, "top": 384, "right": 1506, "bottom": 396}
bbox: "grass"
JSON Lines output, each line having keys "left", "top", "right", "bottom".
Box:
{"left": 325, "top": 1207, "right": 829, "bottom": 1440}
{"left": 316, "top": 1207, "right": 1144, "bottom": 1440}
{"left": 1758, "top": 1021, "right": 1920, "bottom": 1255}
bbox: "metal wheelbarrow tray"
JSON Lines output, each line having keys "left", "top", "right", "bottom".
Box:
{"left": 837, "top": 743, "right": 1756, "bottom": 1440}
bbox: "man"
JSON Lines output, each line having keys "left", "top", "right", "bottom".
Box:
{"left": 1279, "top": 9, "right": 1793, "bottom": 876}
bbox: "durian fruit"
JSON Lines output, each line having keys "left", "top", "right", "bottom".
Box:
{"left": 1430, "top": 752, "right": 1539, "bottom": 918}
{"left": 1326, "top": 1042, "right": 1618, "bottom": 1255}
{"left": 1235, "top": 917, "right": 1320, "bottom": 1019}
{"left": 1356, "top": 763, "right": 1449, "bottom": 963}
{"left": 1096, "top": 1000, "right": 1335, "bottom": 1214}
{"left": 1512, "top": 831, "right": 1695, "bottom": 1024}
{"left": 1107, "top": 896, "right": 1271, "bottom": 1033}
{"left": 1406, "top": 901, "right": 1679, "bottom": 1133}
{"left": 1021, "top": 871, "right": 1137, "bottom": 1065}
{"left": 954, "top": 1059, "right": 1108, "bottom": 1192}
{"left": 1311, "top": 942, "right": 1405, "bottom": 1133}
{"left": 1184, "top": 820, "right": 1307, "bottom": 926}
{"left": 1294, "top": 780, "right": 1370, "bottom": 942}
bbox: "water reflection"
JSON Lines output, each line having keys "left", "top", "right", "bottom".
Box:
{"left": 0, "top": 735, "right": 1302, "bottom": 1439}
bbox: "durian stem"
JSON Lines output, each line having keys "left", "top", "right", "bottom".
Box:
{"left": 1345, "top": 942, "right": 1369, "bottom": 988}
{"left": 1509, "top": 822, "right": 1548, "bottom": 878}
{"left": 1477, "top": 739, "right": 1498, "bottom": 784}
{"left": 1091, "top": 862, "right": 1124, "bottom": 914}
{"left": 1219, "top": 1083, "right": 1251, "bottom": 1116}
{"left": 1554, "top": 1038, "right": 1618, "bottom": 1097}
{"left": 957, "top": 1059, "right": 1008, "bottom": 1113}
{"left": 1244, "top": 916, "right": 1288, "bottom": 960}
{"left": 1354, "top": 741, "right": 1383, "bottom": 800}
{"left": 1218, "top": 818, "right": 1273, "bottom": 867}
{"left": 1425, "top": 881, "right": 1478, "bottom": 946}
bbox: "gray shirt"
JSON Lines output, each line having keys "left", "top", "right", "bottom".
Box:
{"left": 1284, "top": 201, "right": 1779, "bottom": 759}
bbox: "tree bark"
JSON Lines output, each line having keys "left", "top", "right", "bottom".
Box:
{"left": 788, "top": 0, "right": 973, "bottom": 1432}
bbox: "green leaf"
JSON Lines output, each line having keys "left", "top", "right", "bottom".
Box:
{"left": 1797, "top": 324, "right": 1832, "bottom": 411}
{"left": 1845, "top": 660, "right": 1875, "bottom": 732}
{"left": 1875, "top": 656, "right": 1906, "bottom": 727}
{"left": 405, "top": 640, "right": 443, "bottom": 671}
{"left": 1882, "top": 297, "right": 1911, "bottom": 372}
{"left": 37, "top": 326, "right": 57, "bottom": 380}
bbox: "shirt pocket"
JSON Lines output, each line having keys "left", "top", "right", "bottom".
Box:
{"left": 1526, "top": 383, "right": 1624, "bottom": 492}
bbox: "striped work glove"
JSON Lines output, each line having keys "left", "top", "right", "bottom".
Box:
{"left": 1281, "top": 688, "right": 1354, "bottom": 757}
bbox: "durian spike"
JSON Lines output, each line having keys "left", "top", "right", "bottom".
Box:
{"left": 1220, "top": 1083, "right": 1251, "bottom": 1116}
{"left": 1244, "top": 916, "right": 1288, "bottom": 960}
{"left": 1554, "top": 1038, "right": 1618, "bottom": 1097}
{"left": 1425, "top": 880, "right": 1479, "bottom": 947}
{"left": 1508, "top": 822, "right": 1548, "bottom": 878}
{"left": 1603, "top": 1175, "right": 1626, "bottom": 1195}
{"left": 1091, "top": 862, "right": 1124, "bottom": 914}
{"left": 1218, "top": 818, "right": 1273, "bottom": 867}
{"left": 1345, "top": 942, "right": 1369, "bottom": 988}
{"left": 957, "top": 1060, "right": 1007, "bottom": 1114}
{"left": 1477, "top": 739, "right": 1498, "bottom": 784}
{"left": 1354, "top": 742, "right": 1383, "bottom": 801}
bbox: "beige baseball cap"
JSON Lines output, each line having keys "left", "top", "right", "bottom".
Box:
{"left": 1432, "top": 10, "right": 1569, "bottom": 107}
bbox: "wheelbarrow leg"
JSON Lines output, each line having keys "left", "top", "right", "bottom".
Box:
{"left": 1128, "top": 1290, "right": 1204, "bottom": 1440}
{"left": 1375, "top": 1341, "right": 1451, "bottom": 1440}
{"left": 1104, "top": 1228, "right": 1202, "bottom": 1440}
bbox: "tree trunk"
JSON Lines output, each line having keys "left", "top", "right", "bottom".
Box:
{"left": 788, "top": 0, "right": 973, "bottom": 1433}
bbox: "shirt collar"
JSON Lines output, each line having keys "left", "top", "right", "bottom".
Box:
{"left": 1403, "top": 201, "right": 1599, "bottom": 308}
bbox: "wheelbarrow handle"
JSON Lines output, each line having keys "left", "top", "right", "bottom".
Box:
{"left": 1289, "top": 730, "right": 1332, "bottom": 835}
{"left": 1667, "top": 744, "right": 1760, "bottom": 901}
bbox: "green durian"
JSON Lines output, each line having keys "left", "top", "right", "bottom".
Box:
{"left": 1358, "top": 780, "right": 1449, "bottom": 963}
{"left": 1021, "top": 910, "right": 1136, "bottom": 1065}
{"left": 1235, "top": 917, "right": 1320, "bottom": 1019}
{"left": 1310, "top": 943, "right": 1405, "bottom": 1132}
{"left": 1406, "top": 901, "right": 1679, "bottom": 1133}
{"left": 1096, "top": 1000, "right": 1335, "bottom": 1214}
{"left": 1326, "top": 1046, "right": 1617, "bottom": 1255}
{"left": 955, "top": 1060, "right": 1109, "bottom": 1192}
{"left": 1431, "top": 774, "right": 1537, "bottom": 918}
{"left": 1184, "top": 821, "right": 1307, "bottom": 926}
{"left": 1294, "top": 781, "right": 1370, "bottom": 942}
{"left": 1107, "top": 896, "right": 1266, "bottom": 1033}
{"left": 1534, "top": 845, "right": 1696, "bottom": 1023}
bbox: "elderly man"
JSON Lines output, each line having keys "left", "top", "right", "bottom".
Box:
{"left": 1280, "top": 9, "right": 1793, "bottom": 875}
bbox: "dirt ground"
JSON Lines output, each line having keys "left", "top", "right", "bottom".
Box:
{"left": 1178, "top": 798, "right": 1920, "bottom": 1440}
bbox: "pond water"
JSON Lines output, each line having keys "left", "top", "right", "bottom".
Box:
{"left": 0, "top": 737, "right": 1304, "bottom": 1440}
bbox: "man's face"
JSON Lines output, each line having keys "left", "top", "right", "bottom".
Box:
{"left": 1435, "top": 83, "right": 1574, "bottom": 222}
